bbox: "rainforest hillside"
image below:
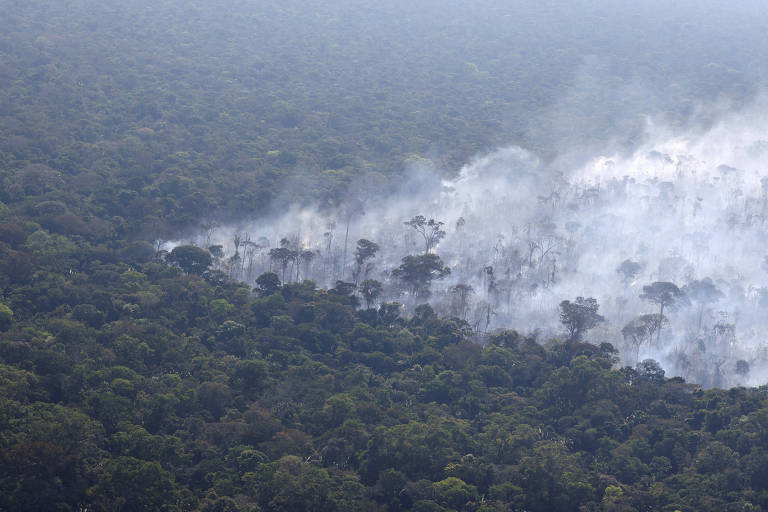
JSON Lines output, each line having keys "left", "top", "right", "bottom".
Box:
{"left": 3, "top": 255, "right": 768, "bottom": 511}
{"left": 3, "top": 0, "right": 768, "bottom": 511}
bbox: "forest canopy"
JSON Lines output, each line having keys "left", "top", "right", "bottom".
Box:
{"left": 3, "top": 0, "right": 768, "bottom": 511}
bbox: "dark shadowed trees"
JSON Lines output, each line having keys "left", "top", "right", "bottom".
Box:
{"left": 90, "top": 457, "right": 178, "bottom": 511}
{"left": 636, "top": 359, "right": 665, "bottom": 382}
{"left": 683, "top": 277, "right": 723, "bottom": 332}
{"left": 558, "top": 296, "right": 604, "bottom": 342}
{"left": 449, "top": 284, "right": 474, "bottom": 320}
{"left": 167, "top": 245, "right": 213, "bottom": 275}
{"left": 334, "top": 280, "right": 357, "bottom": 296}
{"left": 269, "top": 247, "right": 296, "bottom": 283}
{"left": 360, "top": 279, "right": 383, "bottom": 309}
{"left": 392, "top": 254, "right": 450, "bottom": 298}
{"left": 622, "top": 313, "right": 667, "bottom": 363}
{"left": 298, "top": 249, "right": 317, "bottom": 282}
{"left": 341, "top": 199, "right": 366, "bottom": 273}
{"left": 640, "top": 282, "right": 688, "bottom": 344}
{"left": 0, "top": 303, "right": 12, "bottom": 331}
{"left": 353, "top": 239, "right": 379, "bottom": 286}
{"left": 255, "top": 272, "right": 281, "bottom": 296}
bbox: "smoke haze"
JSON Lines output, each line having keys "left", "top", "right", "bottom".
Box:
{"left": 179, "top": 97, "right": 768, "bottom": 388}
{"left": 129, "top": 0, "right": 768, "bottom": 388}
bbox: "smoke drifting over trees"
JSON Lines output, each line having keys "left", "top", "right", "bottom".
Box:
{"left": 180, "top": 99, "right": 768, "bottom": 388}
{"left": 10, "top": 0, "right": 768, "bottom": 508}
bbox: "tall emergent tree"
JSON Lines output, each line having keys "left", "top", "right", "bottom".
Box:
{"left": 341, "top": 199, "right": 365, "bottom": 272}
{"left": 405, "top": 215, "right": 446, "bottom": 254}
{"left": 622, "top": 313, "right": 667, "bottom": 363}
{"left": 353, "top": 239, "right": 379, "bottom": 286}
{"left": 640, "top": 281, "right": 688, "bottom": 344}
{"left": 392, "top": 254, "right": 450, "bottom": 298}
{"left": 297, "top": 248, "right": 317, "bottom": 282}
{"left": 558, "top": 296, "right": 604, "bottom": 342}
{"left": 269, "top": 247, "right": 296, "bottom": 283}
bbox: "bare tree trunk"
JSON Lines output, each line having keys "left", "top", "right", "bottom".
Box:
{"left": 342, "top": 218, "right": 350, "bottom": 276}
{"left": 657, "top": 303, "right": 665, "bottom": 345}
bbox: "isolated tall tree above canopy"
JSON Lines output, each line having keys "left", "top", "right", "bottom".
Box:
{"left": 269, "top": 247, "right": 296, "bottom": 282}
{"left": 559, "top": 296, "right": 604, "bottom": 342}
{"left": 353, "top": 238, "right": 379, "bottom": 285}
{"left": 340, "top": 198, "right": 366, "bottom": 271}
{"left": 405, "top": 215, "right": 446, "bottom": 254}
{"left": 640, "top": 281, "right": 688, "bottom": 343}
{"left": 622, "top": 313, "right": 667, "bottom": 362}
{"left": 354, "top": 239, "right": 379, "bottom": 267}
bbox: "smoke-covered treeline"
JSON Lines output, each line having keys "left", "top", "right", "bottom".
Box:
{"left": 11, "top": 0, "right": 768, "bottom": 509}
{"left": 183, "top": 99, "right": 768, "bottom": 388}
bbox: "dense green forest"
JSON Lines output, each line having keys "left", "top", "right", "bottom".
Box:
{"left": 3, "top": 0, "right": 768, "bottom": 510}
{"left": 2, "top": 0, "right": 766, "bottom": 234}
{"left": 4, "top": 254, "right": 768, "bottom": 511}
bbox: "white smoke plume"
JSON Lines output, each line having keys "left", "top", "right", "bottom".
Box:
{"left": 180, "top": 98, "right": 768, "bottom": 388}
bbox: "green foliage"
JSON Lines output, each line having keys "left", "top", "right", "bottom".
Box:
{"left": 1, "top": 1, "right": 768, "bottom": 510}
{"left": 559, "top": 296, "right": 605, "bottom": 342}
{"left": 434, "top": 476, "right": 478, "bottom": 509}
{"left": 1, "top": 243, "right": 768, "bottom": 510}
{"left": 255, "top": 272, "right": 281, "bottom": 296}
{"left": 119, "top": 241, "right": 156, "bottom": 264}
{"left": 168, "top": 245, "right": 213, "bottom": 275}
{"left": 0, "top": 303, "right": 12, "bottom": 330}
{"left": 89, "top": 457, "right": 179, "bottom": 512}
{"left": 392, "top": 253, "right": 451, "bottom": 298}
{"left": 360, "top": 279, "right": 383, "bottom": 309}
